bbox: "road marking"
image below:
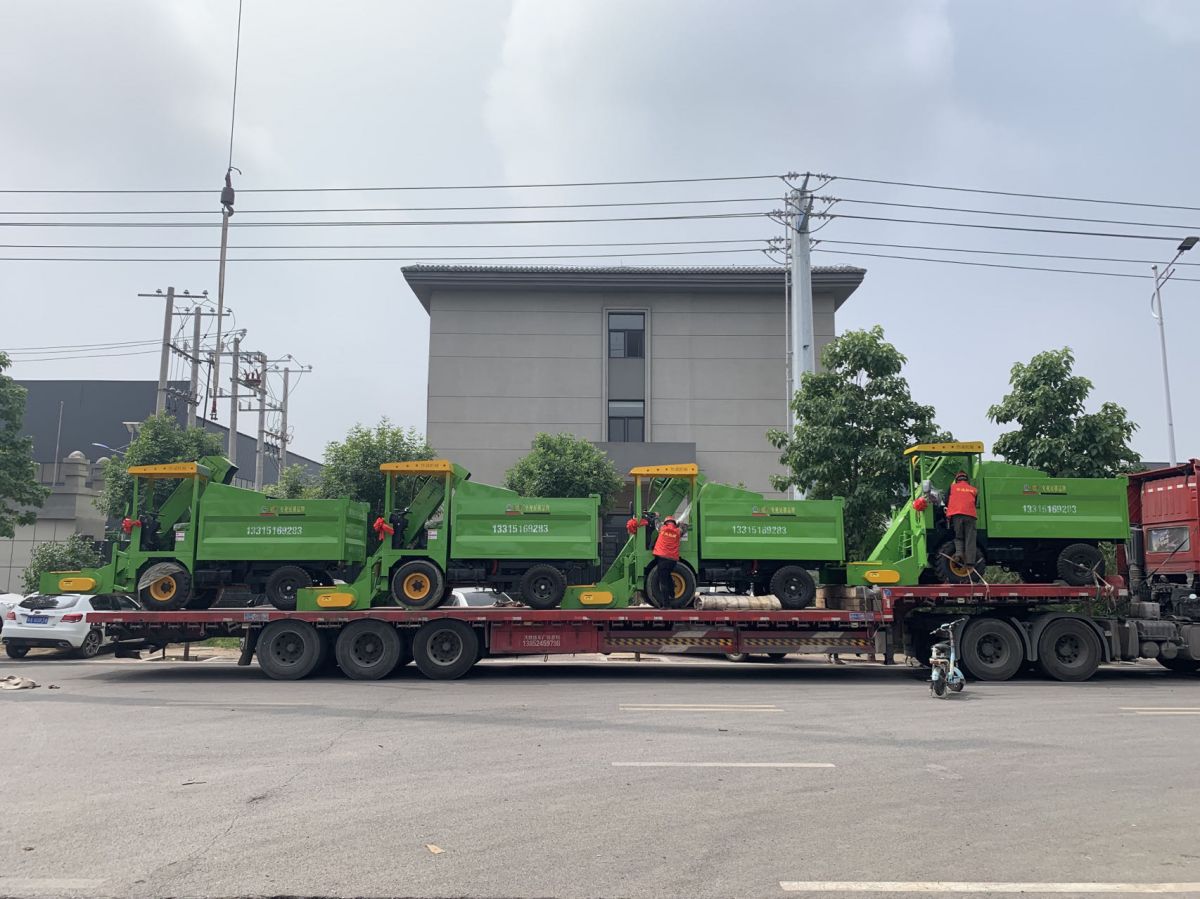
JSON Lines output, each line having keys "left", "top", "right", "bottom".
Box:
{"left": 614, "top": 762, "right": 833, "bottom": 768}
{"left": 780, "top": 882, "right": 1200, "bottom": 894}
{"left": 1121, "top": 709, "right": 1200, "bottom": 716}
{"left": 1120, "top": 707, "right": 1200, "bottom": 711}
{"left": 0, "top": 878, "right": 105, "bottom": 894}
{"left": 619, "top": 703, "right": 782, "bottom": 711}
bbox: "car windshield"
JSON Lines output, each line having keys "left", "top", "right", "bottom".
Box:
{"left": 20, "top": 595, "right": 80, "bottom": 611}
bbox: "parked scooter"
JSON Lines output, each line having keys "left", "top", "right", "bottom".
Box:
{"left": 929, "top": 618, "right": 968, "bottom": 698}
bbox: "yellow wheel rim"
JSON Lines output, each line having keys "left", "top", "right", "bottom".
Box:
{"left": 671, "top": 572, "right": 687, "bottom": 598}
{"left": 948, "top": 557, "right": 972, "bottom": 578}
{"left": 403, "top": 573, "right": 430, "bottom": 600}
{"left": 149, "top": 576, "right": 177, "bottom": 602}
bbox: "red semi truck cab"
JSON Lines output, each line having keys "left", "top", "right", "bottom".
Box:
{"left": 1125, "top": 460, "right": 1200, "bottom": 609}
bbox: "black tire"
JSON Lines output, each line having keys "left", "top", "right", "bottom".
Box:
{"left": 766, "top": 652, "right": 788, "bottom": 661}
{"left": 932, "top": 538, "right": 985, "bottom": 584}
{"left": 412, "top": 619, "right": 479, "bottom": 680}
{"left": 335, "top": 620, "right": 402, "bottom": 681}
{"left": 960, "top": 618, "right": 1024, "bottom": 681}
{"left": 725, "top": 652, "right": 750, "bottom": 663}
{"left": 264, "top": 566, "right": 312, "bottom": 612}
{"left": 256, "top": 620, "right": 322, "bottom": 680}
{"left": 1036, "top": 618, "right": 1101, "bottom": 682}
{"left": 1157, "top": 656, "right": 1200, "bottom": 674}
{"left": 138, "top": 565, "right": 193, "bottom": 611}
{"left": 1056, "top": 543, "right": 1105, "bottom": 587}
{"left": 931, "top": 676, "right": 946, "bottom": 697}
{"left": 391, "top": 560, "right": 446, "bottom": 611}
{"left": 5, "top": 644, "right": 29, "bottom": 659}
{"left": 519, "top": 564, "right": 567, "bottom": 610}
{"left": 645, "top": 563, "right": 697, "bottom": 609}
{"left": 75, "top": 629, "right": 104, "bottom": 659}
{"left": 185, "top": 589, "right": 219, "bottom": 610}
{"left": 770, "top": 566, "right": 817, "bottom": 609}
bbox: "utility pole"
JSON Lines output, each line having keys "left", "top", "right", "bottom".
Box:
{"left": 211, "top": 171, "right": 236, "bottom": 420}
{"left": 788, "top": 177, "right": 814, "bottom": 499}
{"left": 229, "top": 336, "right": 240, "bottom": 466}
{"left": 154, "top": 286, "right": 174, "bottom": 415}
{"left": 187, "top": 307, "right": 202, "bottom": 428}
{"left": 255, "top": 351, "right": 267, "bottom": 491}
{"left": 278, "top": 366, "right": 290, "bottom": 470}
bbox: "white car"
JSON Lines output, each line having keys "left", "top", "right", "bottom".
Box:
{"left": 2, "top": 594, "right": 141, "bottom": 659}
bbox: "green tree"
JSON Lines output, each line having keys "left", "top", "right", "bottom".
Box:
{"left": 21, "top": 533, "right": 103, "bottom": 594}
{"left": 318, "top": 419, "right": 433, "bottom": 521}
{"left": 768, "top": 326, "right": 948, "bottom": 559}
{"left": 988, "top": 348, "right": 1139, "bottom": 477}
{"left": 97, "top": 414, "right": 223, "bottom": 518}
{"left": 265, "top": 464, "right": 319, "bottom": 499}
{"left": 0, "top": 352, "right": 49, "bottom": 537}
{"left": 505, "top": 433, "right": 624, "bottom": 508}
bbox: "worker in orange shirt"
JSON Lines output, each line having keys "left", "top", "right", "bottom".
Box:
{"left": 946, "top": 471, "right": 979, "bottom": 566}
{"left": 626, "top": 514, "right": 684, "bottom": 605}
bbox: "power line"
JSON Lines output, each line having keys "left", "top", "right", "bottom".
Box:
{"left": 825, "top": 196, "right": 1200, "bottom": 233}
{"left": 0, "top": 173, "right": 786, "bottom": 196}
{"left": 0, "top": 247, "right": 771, "bottom": 263}
{"left": 822, "top": 211, "right": 1186, "bottom": 242}
{"left": 3, "top": 338, "right": 162, "bottom": 352}
{"left": 832, "top": 174, "right": 1200, "bottom": 214}
{"left": 0, "top": 211, "right": 770, "bottom": 228}
{"left": 0, "top": 238, "right": 765, "bottom": 250}
{"left": 812, "top": 247, "right": 1200, "bottom": 282}
{"left": 8, "top": 348, "right": 164, "bottom": 363}
{"left": 816, "top": 239, "right": 1200, "bottom": 267}
{"left": 0, "top": 196, "right": 781, "bottom": 215}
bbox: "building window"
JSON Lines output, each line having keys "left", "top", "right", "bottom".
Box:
{"left": 608, "top": 313, "right": 644, "bottom": 359}
{"left": 608, "top": 400, "right": 645, "bottom": 442}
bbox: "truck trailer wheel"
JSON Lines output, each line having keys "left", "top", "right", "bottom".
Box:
{"left": 1036, "top": 618, "right": 1101, "bottom": 682}
{"left": 137, "top": 564, "right": 193, "bottom": 612}
{"left": 256, "top": 620, "right": 322, "bottom": 680}
{"left": 264, "top": 566, "right": 312, "bottom": 612}
{"left": 960, "top": 618, "right": 1023, "bottom": 681}
{"left": 1055, "top": 543, "right": 1105, "bottom": 587}
{"left": 645, "top": 564, "right": 697, "bottom": 609}
{"left": 770, "top": 566, "right": 816, "bottom": 609}
{"left": 412, "top": 620, "right": 479, "bottom": 680}
{"left": 335, "top": 620, "right": 402, "bottom": 680}
{"left": 519, "top": 565, "right": 567, "bottom": 610}
{"left": 391, "top": 561, "right": 446, "bottom": 611}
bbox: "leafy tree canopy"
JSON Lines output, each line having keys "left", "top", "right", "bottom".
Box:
{"left": 504, "top": 433, "right": 624, "bottom": 508}
{"left": 97, "top": 414, "right": 223, "bottom": 518}
{"left": 318, "top": 419, "right": 433, "bottom": 521}
{"left": 22, "top": 534, "right": 103, "bottom": 594}
{"left": 0, "top": 352, "right": 48, "bottom": 538}
{"left": 988, "top": 347, "right": 1139, "bottom": 477}
{"left": 265, "top": 464, "right": 319, "bottom": 500}
{"left": 768, "top": 326, "right": 948, "bottom": 559}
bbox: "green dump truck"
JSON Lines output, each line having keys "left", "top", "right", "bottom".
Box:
{"left": 847, "top": 442, "right": 1129, "bottom": 587}
{"left": 561, "top": 463, "right": 846, "bottom": 610}
{"left": 298, "top": 460, "right": 601, "bottom": 612}
{"left": 40, "top": 457, "right": 369, "bottom": 611}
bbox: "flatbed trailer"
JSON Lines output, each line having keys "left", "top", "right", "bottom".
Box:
{"left": 76, "top": 579, "right": 1194, "bottom": 684}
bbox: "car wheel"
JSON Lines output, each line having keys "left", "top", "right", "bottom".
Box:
{"left": 5, "top": 644, "right": 30, "bottom": 659}
{"left": 76, "top": 629, "right": 104, "bottom": 659}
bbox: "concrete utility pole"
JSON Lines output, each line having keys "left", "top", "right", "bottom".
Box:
{"left": 155, "top": 286, "right": 175, "bottom": 415}
{"left": 788, "top": 178, "right": 815, "bottom": 500}
{"left": 187, "top": 307, "right": 202, "bottom": 428}
{"left": 255, "top": 351, "right": 267, "bottom": 491}
{"left": 229, "top": 336, "right": 240, "bottom": 466}
{"left": 278, "top": 367, "right": 290, "bottom": 470}
{"left": 211, "top": 172, "right": 236, "bottom": 420}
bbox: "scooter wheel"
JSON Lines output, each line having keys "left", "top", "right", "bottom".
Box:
{"left": 949, "top": 679, "right": 964, "bottom": 693}
{"left": 931, "top": 677, "right": 946, "bottom": 697}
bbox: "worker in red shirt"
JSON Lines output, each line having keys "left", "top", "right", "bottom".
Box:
{"left": 626, "top": 514, "right": 684, "bottom": 605}
{"left": 945, "top": 471, "right": 979, "bottom": 566}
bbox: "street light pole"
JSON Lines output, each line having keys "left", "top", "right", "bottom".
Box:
{"left": 1150, "top": 235, "right": 1198, "bottom": 467}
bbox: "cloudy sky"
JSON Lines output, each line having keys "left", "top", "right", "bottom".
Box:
{"left": 2, "top": 0, "right": 1199, "bottom": 464}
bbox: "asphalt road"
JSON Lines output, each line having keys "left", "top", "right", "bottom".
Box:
{"left": 1, "top": 653, "right": 1199, "bottom": 899}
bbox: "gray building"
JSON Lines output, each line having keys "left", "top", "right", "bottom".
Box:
{"left": 405, "top": 264, "right": 865, "bottom": 495}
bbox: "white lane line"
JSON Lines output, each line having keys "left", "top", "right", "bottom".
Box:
{"left": 615, "top": 762, "right": 833, "bottom": 768}
{"left": 780, "top": 882, "right": 1200, "bottom": 894}
{"left": 1123, "top": 711, "right": 1200, "bottom": 716}
{"left": 1120, "top": 707, "right": 1200, "bottom": 711}
{"left": 619, "top": 703, "right": 782, "bottom": 711}
{"left": 0, "top": 878, "right": 105, "bottom": 894}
